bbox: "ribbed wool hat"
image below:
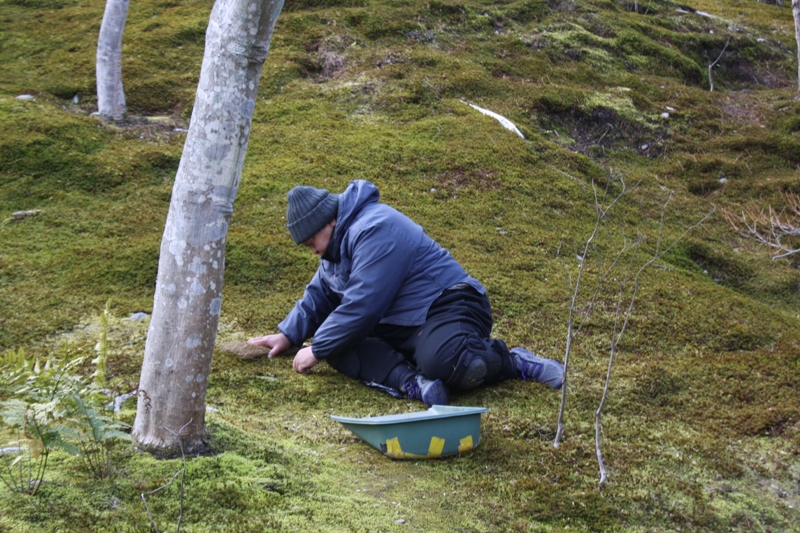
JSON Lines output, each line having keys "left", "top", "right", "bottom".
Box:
{"left": 286, "top": 186, "right": 339, "bottom": 244}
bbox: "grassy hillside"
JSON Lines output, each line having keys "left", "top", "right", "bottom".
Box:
{"left": 1, "top": 0, "right": 799, "bottom": 531}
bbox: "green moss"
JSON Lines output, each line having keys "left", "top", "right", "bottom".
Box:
{"left": 505, "top": 0, "right": 549, "bottom": 24}
{"left": 2, "top": 0, "right": 800, "bottom": 530}
{"left": 283, "top": 0, "right": 370, "bottom": 11}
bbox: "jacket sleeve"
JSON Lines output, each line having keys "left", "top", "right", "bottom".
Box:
{"left": 277, "top": 269, "right": 340, "bottom": 347}
{"left": 309, "top": 223, "right": 418, "bottom": 359}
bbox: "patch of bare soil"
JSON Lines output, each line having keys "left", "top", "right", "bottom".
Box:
{"left": 540, "top": 106, "right": 669, "bottom": 159}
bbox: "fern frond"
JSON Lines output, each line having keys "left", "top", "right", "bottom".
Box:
{"left": 93, "top": 300, "right": 112, "bottom": 389}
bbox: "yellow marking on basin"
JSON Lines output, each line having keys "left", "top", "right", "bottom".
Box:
{"left": 385, "top": 437, "right": 403, "bottom": 457}
{"left": 427, "top": 437, "right": 445, "bottom": 457}
{"left": 459, "top": 435, "right": 474, "bottom": 452}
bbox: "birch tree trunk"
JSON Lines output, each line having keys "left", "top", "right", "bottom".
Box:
{"left": 96, "top": 0, "right": 129, "bottom": 121}
{"left": 794, "top": 0, "right": 800, "bottom": 90}
{"left": 132, "top": 0, "right": 285, "bottom": 456}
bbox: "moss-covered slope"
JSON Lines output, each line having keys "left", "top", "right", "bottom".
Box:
{"left": 1, "top": 0, "right": 799, "bottom": 531}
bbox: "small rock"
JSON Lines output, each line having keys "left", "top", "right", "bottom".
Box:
{"left": 641, "top": 144, "right": 649, "bottom": 150}
{"left": 11, "top": 209, "right": 42, "bottom": 221}
{"left": 16, "top": 94, "right": 35, "bottom": 101}
{"left": 661, "top": 112, "right": 670, "bottom": 119}
{"left": 72, "top": 94, "right": 80, "bottom": 104}
{"left": 394, "top": 519, "right": 406, "bottom": 524}
{"left": 129, "top": 312, "right": 149, "bottom": 320}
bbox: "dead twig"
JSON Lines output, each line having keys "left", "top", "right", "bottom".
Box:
{"left": 722, "top": 193, "right": 800, "bottom": 259}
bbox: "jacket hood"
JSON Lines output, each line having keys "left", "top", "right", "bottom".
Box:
{"left": 325, "top": 180, "right": 380, "bottom": 261}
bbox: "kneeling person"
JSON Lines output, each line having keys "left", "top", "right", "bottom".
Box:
{"left": 249, "top": 180, "right": 563, "bottom": 406}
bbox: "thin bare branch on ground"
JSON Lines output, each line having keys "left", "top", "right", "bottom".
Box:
{"left": 722, "top": 193, "right": 800, "bottom": 259}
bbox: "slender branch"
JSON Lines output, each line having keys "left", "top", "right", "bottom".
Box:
{"left": 596, "top": 230, "right": 643, "bottom": 487}
{"left": 0, "top": 434, "right": 28, "bottom": 493}
{"left": 708, "top": 37, "right": 731, "bottom": 92}
{"left": 141, "top": 419, "right": 192, "bottom": 533}
{"left": 141, "top": 492, "right": 161, "bottom": 533}
{"left": 31, "top": 451, "right": 48, "bottom": 496}
{"left": 27, "top": 415, "right": 49, "bottom": 496}
{"left": 163, "top": 422, "right": 191, "bottom": 533}
{"left": 594, "top": 202, "right": 715, "bottom": 487}
{"left": 25, "top": 431, "right": 31, "bottom": 492}
{"left": 555, "top": 177, "right": 637, "bottom": 447}
{"left": 22, "top": 429, "right": 30, "bottom": 493}
{"left": 574, "top": 232, "right": 635, "bottom": 338}
{"left": 0, "top": 453, "right": 22, "bottom": 493}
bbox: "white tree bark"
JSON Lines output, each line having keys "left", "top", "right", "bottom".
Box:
{"left": 794, "top": 0, "right": 800, "bottom": 90}
{"left": 132, "top": 0, "right": 285, "bottom": 456}
{"left": 96, "top": 0, "right": 129, "bottom": 121}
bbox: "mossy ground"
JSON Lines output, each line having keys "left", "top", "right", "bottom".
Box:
{"left": 2, "top": 0, "right": 800, "bottom": 530}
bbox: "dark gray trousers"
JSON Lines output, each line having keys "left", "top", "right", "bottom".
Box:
{"left": 325, "top": 287, "right": 518, "bottom": 391}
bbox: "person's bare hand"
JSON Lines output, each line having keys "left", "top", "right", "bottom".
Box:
{"left": 292, "top": 346, "right": 319, "bottom": 374}
{"left": 248, "top": 333, "right": 292, "bottom": 358}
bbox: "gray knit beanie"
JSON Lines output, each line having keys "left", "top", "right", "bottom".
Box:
{"left": 286, "top": 185, "right": 339, "bottom": 244}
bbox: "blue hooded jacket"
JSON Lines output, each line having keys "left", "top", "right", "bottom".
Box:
{"left": 278, "top": 180, "right": 485, "bottom": 359}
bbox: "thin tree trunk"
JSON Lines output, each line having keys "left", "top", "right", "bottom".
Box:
{"left": 794, "top": 0, "right": 800, "bottom": 90}
{"left": 132, "top": 0, "right": 285, "bottom": 456}
{"left": 96, "top": 0, "right": 129, "bottom": 121}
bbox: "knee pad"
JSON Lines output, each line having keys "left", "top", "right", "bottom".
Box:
{"left": 460, "top": 357, "right": 488, "bottom": 389}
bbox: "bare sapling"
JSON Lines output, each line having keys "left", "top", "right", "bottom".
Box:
{"left": 593, "top": 194, "right": 715, "bottom": 487}
{"left": 554, "top": 176, "right": 638, "bottom": 447}
{"left": 722, "top": 192, "right": 800, "bottom": 259}
{"left": 708, "top": 37, "right": 731, "bottom": 92}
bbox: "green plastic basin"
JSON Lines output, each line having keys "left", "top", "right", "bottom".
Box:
{"left": 331, "top": 405, "right": 488, "bottom": 459}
